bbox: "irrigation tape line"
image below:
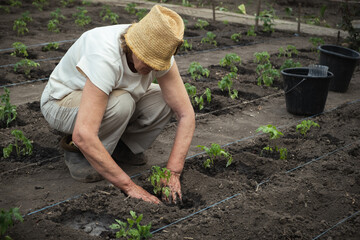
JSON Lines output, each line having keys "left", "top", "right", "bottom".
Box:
{"left": 0, "top": 77, "right": 49, "bottom": 88}
{"left": 0, "top": 39, "right": 78, "bottom": 53}
{"left": 17, "top": 99, "right": 360, "bottom": 220}
{"left": 0, "top": 57, "right": 63, "bottom": 68}
{"left": 152, "top": 139, "right": 359, "bottom": 235}
{"left": 312, "top": 210, "right": 360, "bottom": 240}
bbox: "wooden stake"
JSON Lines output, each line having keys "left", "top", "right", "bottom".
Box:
{"left": 255, "top": 0, "right": 261, "bottom": 31}
{"left": 212, "top": 0, "right": 216, "bottom": 22}
{"left": 297, "top": 3, "right": 301, "bottom": 35}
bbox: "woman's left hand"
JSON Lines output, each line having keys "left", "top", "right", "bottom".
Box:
{"left": 162, "top": 171, "right": 182, "bottom": 204}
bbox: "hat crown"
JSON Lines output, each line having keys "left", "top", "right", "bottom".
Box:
{"left": 125, "top": 5, "right": 184, "bottom": 71}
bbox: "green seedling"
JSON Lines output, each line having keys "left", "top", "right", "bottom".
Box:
{"left": 305, "top": 15, "right": 321, "bottom": 26}
{"left": 238, "top": 4, "right": 246, "bottom": 14}
{"left": 10, "top": 0, "right": 22, "bottom": 7}
{"left": 285, "top": 7, "right": 293, "bottom": 17}
{"left": 3, "top": 130, "right": 33, "bottom": 158}
{"left": 0, "top": 207, "right": 23, "bottom": 240}
{"left": 182, "top": 0, "right": 192, "bottom": 7}
{"left": 11, "top": 42, "right": 28, "bottom": 58}
{"left": 184, "top": 83, "right": 211, "bottom": 110}
{"left": 296, "top": 120, "right": 320, "bottom": 136}
{"left": 136, "top": 8, "right": 148, "bottom": 21}
{"left": 81, "top": 0, "right": 92, "bottom": 6}
{"left": 180, "top": 39, "right": 192, "bottom": 51}
{"left": 47, "top": 19, "right": 60, "bottom": 33}
{"left": 247, "top": 25, "right": 257, "bottom": 36}
{"left": 254, "top": 51, "right": 279, "bottom": 86}
{"left": 279, "top": 59, "right": 302, "bottom": 71}
{"left": 188, "top": 62, "right": 209, "bottom": 81}
{"left": 215, "top": 6, "right": 228, "bottom": 12}
{"left": 278, "top": 45, "right": 299, "bottom": 58}
{"left": 197, "top": 143, "right": 233, "bottom": 168}
{"left": 0, "top": 88, "right": 17, "bottom": 127}
{"left": 148, "top": 166, "right": 171, "bottom": 197}
{"left": 201, "top": 31, "right": 217, "bottom": 46}
{"left": 218, "top": 72, "right": 238, "bottom": 99}
{"left": 254, "top": 51, "right": 270, "bottom": 64}
{"left": 256, "top": 125, "right": 287, "bottom": 160}
{"left": 183, "top": 19, "right": 188, "bottom": 30}
{"left": 100, "top": 5, "right": 119, "bottom": 24}
{"left": 125, "top": 3, "right": 137, "bottom": 14}
{"left": 50, "top": 8, "right": 66, "bottom": 21}
{"left": 0, "top": 6, "right": 10, "bottom": 14}
{"left": 73, "top": 7, "right": 91, "bottom": 27}
{"left": 13, "top": 11, "right": 33, "bottom": 36}
{"left": 219, "top": 53, "right": 241, "bottom": 73}
{"left": 231, "top": 33, "right": 242, "bottom": 42}
{"left": 309, "top": 37, "right": 324, "bottom": 53}
{"left": 223, "top": 20, "right": 229, "bottom": 25}
{"left": 32, "top": 0, "right": 49, "bottom": 11}
{"left": 42, "top": 42, "right": 59, "bottom": 52}
{"left": 60, "top": 0, "right": 75, "bottom": 7}
{"left": 256, "top": 9, "right": 275, "bottom": 33}
{"left": 13, "top": 59, "right": 40, "bottom": 77}
{"left": 195, "top": 19, "right": 209, "bottom": 30}
{"left": 109, "top": 211, "right": 152, "bottom": 240}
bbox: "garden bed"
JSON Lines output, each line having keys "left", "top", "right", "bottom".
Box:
{"left": 1, "top": 0, "right": 359, "bottom": 239}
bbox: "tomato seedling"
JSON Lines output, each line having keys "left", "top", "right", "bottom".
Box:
{"left": 3, "top": 130, "right": 33, "bottom": 158}
{"left": 188, "top": 62, "right": 209, "bottom": 81}
{"left": 218, "top": 72, "right": 238, "bottom": 99}
{"left": 256, "top": 125, "right": 288, "bottom": 160}
{"left": 0, "top": 207, "right": 23, "bottom": 240}
{"left": 296, "top": 120, "right": 320, "bottom": 136}
{"left": 0, "top": 88, "right": 17, "bottom": 127}
{"left": 197, "top": 143, "right": 233, "bottom": 168}
{"left": 219, "top": 53, "right": 241, "bottom": 73}
{"left": 11, "top": 42, "right": 28, "bottom": 58}
{"left": 148, "top": 166, "right": 171, "bottom": 198}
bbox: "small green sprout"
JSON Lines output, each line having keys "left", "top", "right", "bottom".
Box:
{"left": 247, "top": 26, "right": 257, "bottom": 36}
{"left": 256, "top": 9, "right": 275, "bottom": 33}
{"left": 184, "top": 83, "right": 211, "bottom": 110}
{"left": 11, "top": 42, "right": 28, "bottom": 58}
{"left": 42, "top": 42, "right": 59, "bottom": 52}
{"left": 3, "top": 130, "right": 33, "bottom": 158}
{"left": 201, "top": 32, "right": 217, "bottom": 46}
{"left": 13, "top": 59, "right": 40, "bottom": 77}
{"left": 10, "top": 0, "right": 22, "bottom": 7}
{"left": 32, "top": 0, "right": 49, "bottom": 11}
{"left": 0, "top": 88, "right": 17, "bottom": 127}
{"left": 136, "top": 8, "right": 148, "bottom": 21}
{"left": 182, "top": 0, "right": 192, "bottom": 7}
{"left": 195, "top": 19, "right": 209, "bottom": 30}
{"left": 100, "top": 5, "right": 119, "bottom": 24}
{"left": 180, "top": 39, "right": 192, "bottom": 52}
{"left": 0, "top": 6, "right": 10, "bottom": 14}
{"left": 73, "top": 7, "right": 91, "bottom": 27}
{"left": 296, "top": 120, "right": 320, "bottom": 136}
{"left": 231, "top": 32, "right": 242, "bottom": 42}
{"left": 254, "top": 52, "right": 279, "bottom": 86}
{"left": 148, "top": 166, "right": 171, "bottom": 197}
{"left": 278, "top": 45, "right": 299, "bottom": 58}
{"left": 188, "top": 62, "right": 209, "bottom": 81}
{"left": 109, "top": 211, "right": 152, "bottom": 240}
{"left": 279, "top": 59, "right": 302, "bottom": 71}
{"left": 218, "top": 72, "right": 238, "bottom": 99}
{"left": 219, "top": 53, "right": 241, "bottom": 73}
{"left": 125, "top": 3, "right": 137, "bottom": 14}
{"left": 0, "top": 207, "right": 24, "bottom": 240}
{"left": 309, "top": 37, "right": 324, "bottom": 53}
{"left": 47, "top": 19, "right": 60, "bottom": 33}
{"left": 285, "top": 7, "right": 293, "bottom": 17}
{"left": 50, "top": 8, "right": 66, "bottom": 21}
{"left": 13, "top": 11, "right": 33, "bottom": 36}
{"left": 197, "top": 143, "right": 233, "bottom": 168}
{"left": 256, "top": 125, "right": 287, "bottom": 160}
{"left": 254, "top": 51, "right": 270, "bottom": 64}
{"left": 60, "top": 0, "right": 75, "bottom": 7}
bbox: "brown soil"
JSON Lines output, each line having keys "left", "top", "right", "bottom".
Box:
{"left": 0, "top": 1, "right": 359, "bottom": 240}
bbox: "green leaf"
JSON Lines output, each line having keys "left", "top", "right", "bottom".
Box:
{"left": 238, "top": 4, "right": 246, "bottom": 14}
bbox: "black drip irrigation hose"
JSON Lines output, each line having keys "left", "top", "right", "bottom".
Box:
{"left": 0, "top": 39, "right": 78, "bottom": 53}
{"left": 0, "top": 57, "right": 63, "bottom": 68}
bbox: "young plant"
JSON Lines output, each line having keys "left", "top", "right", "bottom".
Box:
{"left": 32, "top": 0, "right": 49, "bottom": 11}
{"left": 254, "top": 51, "right": 270, "bottom": 65}
{"left": 0, "top": 88, "right": 17, "bottom": 127}
{"left": 219, "top": 53, "right": 241, "bottom": 73}
{"left": 180, "top": 39, "right": 192, "bottom": 51}
{"left": 100, "top": 5, "right": 119, "bottom": 24}
{"left": 184, "top": 83, "right": 211, "bottom": 110}
{"left": 278, "top": 45, "right": 299, "bottom": 58}
{"left": 256, "top": 9, "right": 275, "bottom": 33}
{"left": 218, "top": 72, "right": 238, "bottom": 99}
{"left": 195, "top": 19, "right": 209, "bottom": 30}
{"left": 182, "top": 0, "right": 192, "bottom": 7}
{"left": 247, "top": 26, "right": 257, "bottom": 36}
{"left": 0, "top": 6, "right": 10, "bottom": 14}
{"left": 42, "top": 42, "right": 59, "bottom": 52}
{"left": 11, "top": 42, "right": 28, "bottom": 58}
{"left": 13, "top": 59, "right": 40, "bottom": 77}
{"left": 3, "top": 130, "right": 33, "bottom": 158}
{"left": 188, "top": 62, "right": 209, "bottom": 81}
{"left": 148, "top": 166, "right": 171, "bottom": 197}
{"left": 309, "top": 37, "right": 324, "bottom": 53}
{"left": 256, "top": 125, "right": 287, "bottom": 160}
{"left": 136, "top": 8, "right": 148, "bottom": 21}
{"left": 238, "top": 4, "right": 246, "bottom": 14}
{"left": 13, "top": 11, "right": 32, "bottom": 36}
{"left": 201, "top": 31, "right": 217, "bottom": 46}
{"left": 47, "top": 19, "right": 60, "bottom": 33}
{"left": 125, "top": 3, "right": 137, "bottom": 14}
{"left": 231, "top": 32, "right": 242, "bottom": 42}
{"left": 50, "top": 8, "right": 66, "bottom": 21}
{"left": 73, "top": 7, "right": 91, "bottom": 27}
{"left": 254, "top": 52, "right": 279, "bottom": 86}
{"left": 279, "top": 59, "right": 302, "bottom": 71}
{"left": 0, "top": 207, "right": 23, "bottom": 240}
{"left": 60, "top": 0, "right": 75, "bottom": 7}
{"left": 296, "top": 120, "right": 320, "bottom": 136}
{"left": 10, "top": 0, "right": 22, "bottom": 7}
{"left": 197, "top": 143, "right": 233, "bottom": 168}
{"left": 109, "top": 211, "right": 152, "bottom": 240}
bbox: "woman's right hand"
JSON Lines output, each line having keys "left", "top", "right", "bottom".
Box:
{"left": 124, "top": 181, "right": 161, "bottom": 204}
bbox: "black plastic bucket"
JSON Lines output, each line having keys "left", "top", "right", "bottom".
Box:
{"left": 318, "top": 44, "right": 360, "bottom": 93}
{"left": 281, "top": 68, "right": 333, "bottom": 115}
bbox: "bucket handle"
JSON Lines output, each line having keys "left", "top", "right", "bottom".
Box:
{"left": 284, "top": 78, "right": 307, "bottom": 94}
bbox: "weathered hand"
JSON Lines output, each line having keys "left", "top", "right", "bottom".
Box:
{"left": 124, "top": 181, "right": 161, "bottom": 204}
{"left": 162, "top": 172, "right": 182, "bottom": 204}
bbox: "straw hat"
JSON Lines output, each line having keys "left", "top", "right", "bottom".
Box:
{"left": 124, "top": 5, "right": 184, "bottom": 71}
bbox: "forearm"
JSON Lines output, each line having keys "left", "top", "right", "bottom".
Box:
{"left": 166, "top": 113, "right": 195, "bottom": 174}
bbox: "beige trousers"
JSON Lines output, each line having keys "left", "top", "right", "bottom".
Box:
{"left": 40, "top": 84, "right": 173, "bottom": 154}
